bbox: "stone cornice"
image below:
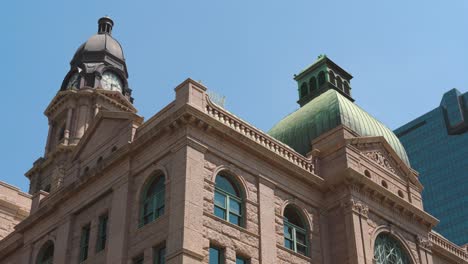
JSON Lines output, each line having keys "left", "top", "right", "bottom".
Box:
{"left": 429, "top": 231, "right": 468, "bottom": 263}
{"left": 345, "top": 168, "right": 438, "bottom": 229}
{"left": 44, "top": 88, "right": 136, "bottom": 118}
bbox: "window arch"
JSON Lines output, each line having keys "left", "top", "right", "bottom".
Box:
{"left": 140, "top": 174, "right": 165, "bottom": 226}
{"left": 283, "top": 205, "right": 308, "bottom": 256}
{"left": 344, "top": 81, "right": 350, "bottom": 95}
{"left": 37, "top": 241, "right": 54, "bottom": 264}
{"left": 214, "top": 173, "right": 243, "bottom": 226}
{"left": 318, "top": 71, "right": 326, "bottom": 86}
{"left": 300, "top": 83, "right": 308, "bottom": 98}
{"left": 328, "top": 70, "right": 336, "bottom": 85}
{"left": 374, "top": 233, "right": 411, "bottom": 264}
{"left": 336, "top": 76, "right": 343, "bottom": 91}
{"left": 309, "top": 77, "right": 317, "bottom": 93}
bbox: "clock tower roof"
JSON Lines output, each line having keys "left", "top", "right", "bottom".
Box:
{"left": 61, "top": 17, "right": 133, "bottom": 101}
{"left": 70, "top": 16, "right": 127, "bottom": 76}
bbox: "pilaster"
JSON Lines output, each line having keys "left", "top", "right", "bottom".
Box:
{"left": 166, "top": 138, "right": 207, "bottom": 264}
{"left": 106, "top": 179, "right": 130, "bottom": 264}
{"left": 258, "top": 177, "right": 277, "bottom": 264}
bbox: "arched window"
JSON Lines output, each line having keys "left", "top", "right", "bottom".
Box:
{"left": 300, "top": 83, "right": 308, "bottom": 98}
{"left": 374, "top": 233, "right": 410, "bottom": 264}
{"left": 140, "top": 174, "right": 165, "bottom": 226}
{"left": 214, "top": 174, "right": 243, "bottom": 226}
{"left": 318, "top": 71, "right": 326, "bottom": 87}
{"left": 328, "top": 71, "right": 336, "bottom": 85}
{"left": 58, "top": 126, "right": 65, "bottom": 142}
{"left": 344, "top": 81, "right": 350, "bottom": 95}
{"left": 309, "top": 77, "right": 317, "bottom": 93}
{"left": 336, "top": 76, "right": 343, "bottom": 91}
{"left": 283, "top": 205, "right": 308, "bottom": 256}
{"left": 37, "top": 241, "right": 54, "bottom": 264}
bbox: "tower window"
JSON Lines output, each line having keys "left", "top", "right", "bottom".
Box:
{"left": 154, "top": 245, "right": 166, "bottom": 264}
{"left": 309, "top": 77, "right": 317, "bottom": 93}
{"left": 37, "top": 241, "right": 54, "bottom": 264}
{"left": 140, "top": 174, "right": 165, "bottom": 226}
{"left": 336, "top": 76, "right": 343, "bottom": 91}
{"left": 283, "top": 205, "right": 308, "bottom": 256}
{"left": 344, "top": 81, "right": 350, "bottom": 95}
{"left": 328, "top": 70, "right": 336, "bottom": 85}
{"left": 79, "top": 224, "right": 91, "bottom": 262}
{"left": 96, "top": 213, "right": 108, "bottom": 252}
{"left": 58, "top": 126, "right": 66, "bottom": 142}
{"left": 318, "top": 71, "right": 326, "bottom": 86}
{"left": 214, "top": 174, "right": 244, "bottom": 226}
{"left": 300, "top": 83, "right": 308, "bottom": 98}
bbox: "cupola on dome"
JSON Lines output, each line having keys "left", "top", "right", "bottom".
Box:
{"left": 71, "top": 16, "right": 126, "bottom": 69}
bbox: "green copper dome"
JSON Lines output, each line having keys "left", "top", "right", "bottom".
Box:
{"left": 268, "top": 89, "right": 410, "bottom": 165}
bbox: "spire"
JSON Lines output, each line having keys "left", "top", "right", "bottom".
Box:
{"left": 98, "top": 16, "right": 114, "bottom": 35}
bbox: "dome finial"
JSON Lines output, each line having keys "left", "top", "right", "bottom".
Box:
{"left": 98, "top": 16, "right": 114, "bottom": 35}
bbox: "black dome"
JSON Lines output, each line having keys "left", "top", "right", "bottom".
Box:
{"left": 72, "top": 34, "right": 124, "bottom": 63}
{"left": 70, "top": 16, "right": 128, "bottom": 77}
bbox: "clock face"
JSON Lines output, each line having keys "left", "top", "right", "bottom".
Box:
{"left": 66, "top": 73, "right": 80, "bottom": 89}
{"left": 101, "top": 71, "right": 123, "bottom": 92}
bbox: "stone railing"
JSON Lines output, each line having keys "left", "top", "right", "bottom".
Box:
{"left": 205, "top": 95, "right": 315, "bottom": 174}
{"left": 429, "top": 231, "right": 468, "bottom": 260}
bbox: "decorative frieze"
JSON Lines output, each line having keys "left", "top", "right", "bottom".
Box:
{"left": 364, "top": 151, "right": 396, "bottom": 173}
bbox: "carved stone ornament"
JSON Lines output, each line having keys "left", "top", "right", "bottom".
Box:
{"left": 343, "top": 198, "right": 369, "bottom": 218}
{"left": 365, "top": 151, "right": 396, "bottom": 173}
{"left": 417, "top": 235, "right": 433, "bottom": 250}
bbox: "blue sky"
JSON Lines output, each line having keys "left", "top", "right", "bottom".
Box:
{"left": 2, "top": 1, "right": 468, "bottom": 192}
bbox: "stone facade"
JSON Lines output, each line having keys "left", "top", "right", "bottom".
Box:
{"left": 0, "top": 18, "right": 467, "bottom": 264}
{"left": 0, "top": 79, "right": 466, "bottom": 264}
{"left": 0, "top": 181, "right": 31, "bottom": 240}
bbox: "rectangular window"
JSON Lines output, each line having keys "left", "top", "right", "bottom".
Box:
{"left": 236, "top": 255, "right": 249, "bottom": 264}
{"left": 79, "top": 224, "right": 91, "bottom": 262}
{"left": 153, "top": 246, "right": 166, "bottom": 264}
{"left": 209, "top": 246, "right": 224, "bottom": 264}
{"left": 96, "top": 213, "right": 108, "bottom": 252}
{"left": 133, "top": 255, "right": 144, "bottom": 264}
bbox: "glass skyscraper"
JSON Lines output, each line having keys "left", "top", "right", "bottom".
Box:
{"left": 395, "top": 88, "right": 468, "bottom": 246}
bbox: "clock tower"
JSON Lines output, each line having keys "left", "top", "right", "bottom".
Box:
{"left": 27, "top": 17, "right": 137, "bottom": 194}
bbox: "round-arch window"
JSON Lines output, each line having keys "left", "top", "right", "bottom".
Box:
{"left": 283, "top": 205, "right": 308, "bottom": 256}
{"left": 214, "top": 174, "right": 243, "bottom": 226}
{"left": 309, "top": 77, "right": 318, "bottom": 92}
{"left": 374, "top": 233, "right": 410, "bottom": 264}
{"left": 318, "top": 71, "right": 326, "bottom": 86}
{"left": 37, "top": 241, "right": 54, "bottom": 264}
{"left": 140, "top": 175, "right": 165, "bottom": 226}
{"left": 300, "top": 83, "right": 308, "bottom": 98}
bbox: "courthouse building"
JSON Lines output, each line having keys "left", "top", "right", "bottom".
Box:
{"left": 395, "top": 89, "right": 468, "bottom": 246}
{"left": 0, "top": 17, "right": 467, "bottom": 264}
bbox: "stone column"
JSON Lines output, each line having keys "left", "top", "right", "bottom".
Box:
{"left": 342, "top": 198, "right": 369, "bottom": 264}
{"left": 106, "top": 179, "right": 130, "bottom": 264}
{"left": 258, "top": 177, "right": 277, "bottom": 264}
{"left": 64, "top": 107, "right": 73, "bottom": 145}
{"left": 166, "top": 140, "right": 206, "bottom": 264}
